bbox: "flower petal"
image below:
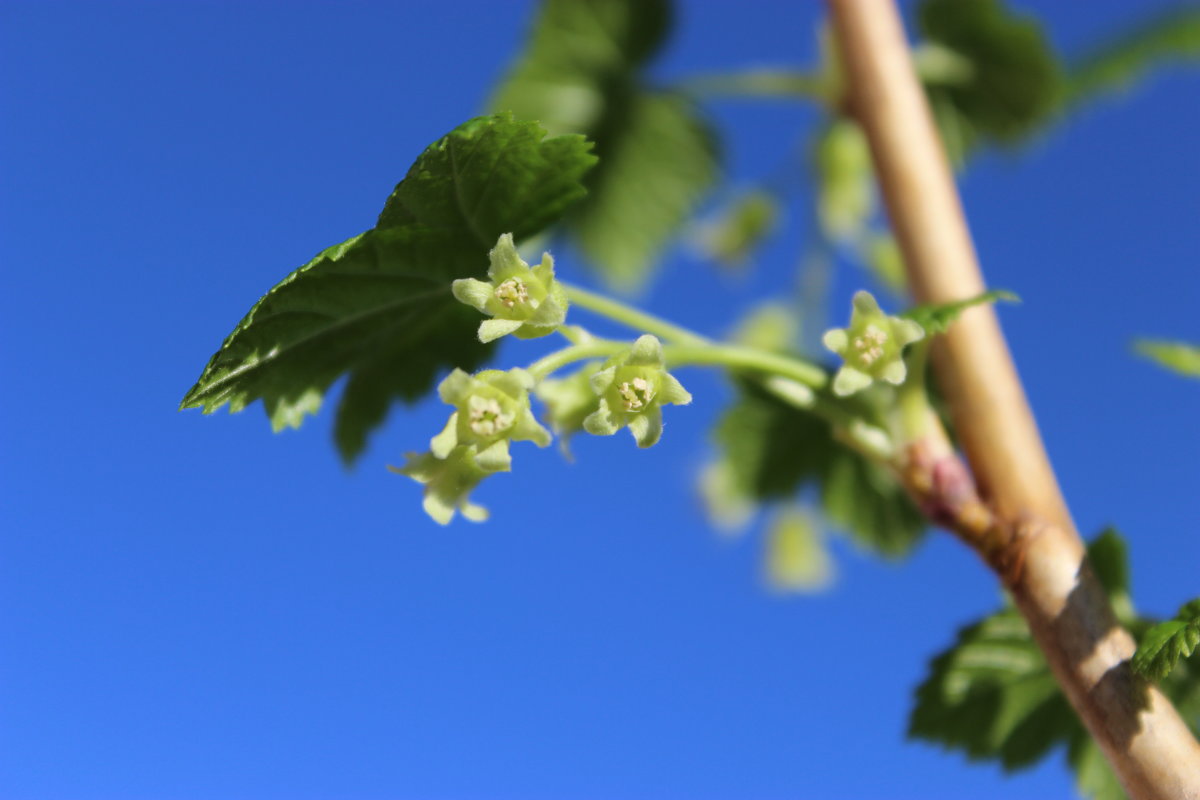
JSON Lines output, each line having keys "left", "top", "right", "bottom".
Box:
{"left": 451, "top": 278, "right": 494, "bottom": 312}
{"left": 832, "top": 366, "right": 873, "bottom": 396}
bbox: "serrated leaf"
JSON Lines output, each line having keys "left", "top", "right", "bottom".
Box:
{"left": 902, "top": 289, "right": 1018, "bottom": 335}
{"left": 491, "top": 0, "right": 718, "bottom": 288}
{"left": 1133, "top": 599, "right": 1200, "bottom": 681}
{"left": 1066, "top": 7, "right": 1200, "bottom": 106}
{"left": 714, "top": 382, "right": 925, "bottom": 557}
{"left": 918, "top": 0, "right": 1065, "bottom": 145}
{"left": 1133, "top": 339, "right": 1200, "bottom": 378}
{"left": 909, "top": 531, "right": 1200, "bottom": 798}
{"left": 181, "top": 115, "right": 596, "bottom": 462}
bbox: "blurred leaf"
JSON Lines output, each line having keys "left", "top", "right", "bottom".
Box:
{"left": 571, "top": 91, "right": 719, "bottom": 288}
{"left": 862, "top": 233, "right": 907, "bottom": 293}
{"left": 902, "top": 289, "right": 1019, "bottom": 336}
{"left": 695, "top": 189, "right": 780, "bottom": 268}
{"left": 713, "top": 382, "right": 926, "bottom": 557}
{"left": 491, "top": 0, "right": 717, "bottom": 288}
{"left": 1066, "top": 7, "right": 1200, "bottom": 106}
{"left": 764, "top": 506, "right": 836, "bottom": 593}
{"left": 728, "top": 302, "right": 799, "bottom": 353}
{"left": 814, "top": 118, "right": 874, "bottom": 244}
{"left": 1134, "top": 339, "right": 1200, "bottom": 378}
{"left": 918, "top": 0, "right": 1064, "bottom": 145}
{"left": 1133, "top": 599, "right": 1200, "bottom": 681}
{"left": 181, "top": 115, "right": 596, "bottom": 462}
{"left": 910, "top": 530, "right": 1200, "bottom": 798}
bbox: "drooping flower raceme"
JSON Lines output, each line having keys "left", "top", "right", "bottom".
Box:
{"left": 451, "top": 233, "right": 568, "bottom": 343}
{"left": 583, "top": 335, "right": 692, "bottom": 448}
{"left": 392, "top": 368, "right": 551, "bottom": 524}
{"left": 822, "top": 291, "right": 924, "bottom": 396}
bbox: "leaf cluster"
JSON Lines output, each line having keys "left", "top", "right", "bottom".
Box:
{"left": 909, "top": 530, "right": 1200, "bottom": 799}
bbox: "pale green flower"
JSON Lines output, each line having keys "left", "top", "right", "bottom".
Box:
{"left": 430, "top": 368, "right": 552, "bottom": 462}
{"left": 582, "top": 335, "right": 692, "bottom": 448}
{"left": 389, "top": 443, "right": 510, "bottom": 525}
{"left": 451, "top": 233, "right": 568, "bottom": 343}
{"left": 822, "top": 291, "right": 924, "bottom": 396}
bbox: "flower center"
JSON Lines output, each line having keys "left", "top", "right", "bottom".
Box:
{"left": 617, "top": 377, "right": 655, "bottom": 411}
{"left": 494, "top": 279, "right": 530, "bottom": 309}
{"left": 467, "top": 394, "right": 514, "bottom": 436}
{"left": 852, "top": 326, "right": 888, "bottom": 367}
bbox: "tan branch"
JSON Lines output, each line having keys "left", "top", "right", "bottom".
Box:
{"left": 827, "top": 1, "right": 1200, "bottom": 797}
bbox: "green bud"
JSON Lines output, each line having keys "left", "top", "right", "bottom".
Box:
{"left": 535, "top": 364, "right": 601, "bottom": 453}
{"left": 451, "top": 233, "right": 569, "bottom": 343}
{"left": 389, "top": 443, "right": 509, "bottom": 525}
{"left": 822, "top": 290, "right": 924, "bottom": 396}
{"left": 582, "top": 335, "right": 692, "bottom": 448}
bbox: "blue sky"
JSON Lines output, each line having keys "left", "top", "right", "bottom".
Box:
{"left": 2, "top": 1, "right": 1197, "bottom": 798}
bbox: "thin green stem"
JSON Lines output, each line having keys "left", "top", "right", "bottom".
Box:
{"left": 527, "top": 341, "right": 624, "bottom": 381}
{"left": 896, "top": 340, "right": 932, "bottom": 442}
{"left": 664, "top": 344, "right": 827, "bottom": 389}
{"left": 561, "top": 283, "right": 710, "bottom": 346}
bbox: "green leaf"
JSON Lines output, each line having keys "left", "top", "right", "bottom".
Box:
{"left": 1133, "top": 599, "right": 1200, "bottom": 681}
{"left": 1133, "top": 339, "right": 1200, "bottom": 378}
{"left": 713, "top": 382, "right": 925, "bottom": 557}
{"left": 918, "top": 0, "right": 1065, "bottom": 145}
{"left": 181, "top": 114, "right": 597, "bottom": 462}
{"left": 909, "top": 531, "right": 1200, "bottom": 798}
{"left": 570, "top": 91, "right": 718, "bottom": 288}
{"left": 1066, "top": 7, "right": 1200, "bottom": 106}
{"left": 902, "top": 289, "right": 1019, "bottom": 335}
{"left": 491, "top": 0, "right": 718, "bottom": 288}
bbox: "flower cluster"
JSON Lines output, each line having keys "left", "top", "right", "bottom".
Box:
{"left": 822, "top": 291, "right": 924, "bottom": 396}
{"left": 451, "top": 233, "right": 568, "bottom": 343}
{"left": 392, "top": 368, "right": 550, "bottom": 524}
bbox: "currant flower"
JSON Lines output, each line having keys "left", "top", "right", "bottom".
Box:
{"left": 430, "top": 368, "right": 552, "bottom": 462}
{"left": 822, "top": 290, "right": 925, "bottom": 396}
{"left": 389, "top": 443, "right": 510, "bottom": 525}
{"left": 451, "top": 233, "right": 568, "bottom": 343}
{"left": 582, "top": 335, "right": 692, "bottom": 448}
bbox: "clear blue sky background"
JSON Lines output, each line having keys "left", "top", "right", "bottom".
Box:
{"left": 2, "top": 2, "right": 1198, "bottom": 798}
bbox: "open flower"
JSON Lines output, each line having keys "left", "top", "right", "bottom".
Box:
{"left": 393, "top": 367, "right": 552, "bottom": 525}
{"left": 582, "top": 335, "right": 692, "bottom": 448}
{"left": 430, "top": 368, "right": 552, "bottom": 460}
{"left": 389, "top": 443, "right": 510, "bottom": 525}
{"left": 822, "top": 291, "right": 924, "bottom": 396}
{"left": 451, "top": 233, "right": 568, "bottom": 343}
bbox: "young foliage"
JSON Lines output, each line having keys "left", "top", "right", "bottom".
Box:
{"left": 180, "top": 115, "right": 596, "bottom": 462}
{"left": 1065, "top": 7, "right": 1200, "bottom": 105}
{"left": 490, "top": 0, "right": 718, "bottom": 288}
{"left": 1133, "top": 599, "right": 1200, "bottom": 682}
{"left": 901, "top": 289, "right": 1019, "bottom": 336}
{"left": 1133, "top": 339, "right": 1200, "bottom": 378}
{"left": 917, "top": 0, "right": 1063, "bottom": 147}
{"left": 909, "top": 530, "right": 1200, "bottom": 799}
{"left": 712, "top": 381, "right": 926, "bottom": 557}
